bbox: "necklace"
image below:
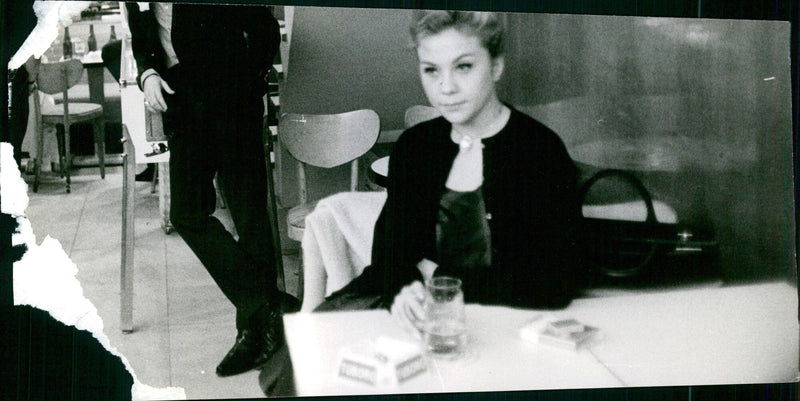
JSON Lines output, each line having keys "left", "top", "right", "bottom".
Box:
{"left": 451, "top": 104, "right": 509, "bottom": 151}
{"left": 458, "top": 135, "right": 476, "bottom": 151}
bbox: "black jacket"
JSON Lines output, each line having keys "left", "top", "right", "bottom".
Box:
{"left": 125, "top": 2, "right": 280, "bottom": 98}
{"left": 351, "top": 106, "right": 581, "bottom": 309}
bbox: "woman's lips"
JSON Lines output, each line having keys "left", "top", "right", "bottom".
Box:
{"left": 440, "top": 101, "right": 466, "bottom": 110}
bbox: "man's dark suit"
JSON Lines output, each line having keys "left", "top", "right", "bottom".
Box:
{"left": 125, "top": 3, "right": 284, "bottom": 375}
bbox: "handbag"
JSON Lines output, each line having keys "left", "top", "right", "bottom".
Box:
{"left": 578, "top": 169, "right": 720, "bottom": 286}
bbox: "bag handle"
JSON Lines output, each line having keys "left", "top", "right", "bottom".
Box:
{"left": 578, "top": 169, "right": 658, "bottom": 279}
{"left": 578, "top": 169, "right": 657, "bottom": 224}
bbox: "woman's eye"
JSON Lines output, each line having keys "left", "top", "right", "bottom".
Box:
{"left": 422, "top": 66, "right": 438, "bottom": 75}
{"left": 456, "top": 63, "right": 472, "bottom": 72}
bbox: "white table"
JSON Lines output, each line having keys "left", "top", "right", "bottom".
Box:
{"left": 283, "top": 281, "right": 798, "bottom": 396}
{"left": 578, "top": 281, "right": 799, "bottom": 387}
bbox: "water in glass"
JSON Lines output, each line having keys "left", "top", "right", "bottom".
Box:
{"left": 423, "top": 277, "right": 466, "bottom": 356}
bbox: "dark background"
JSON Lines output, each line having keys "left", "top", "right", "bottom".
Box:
{"left": 2, "top": 0, "right": 797, "bottom": 400}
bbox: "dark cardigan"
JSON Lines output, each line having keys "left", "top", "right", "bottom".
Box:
{"left": 344, "top": 106, "right": 581, "bottom": 309}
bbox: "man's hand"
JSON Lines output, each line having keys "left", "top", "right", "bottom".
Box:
{"left": 142, "top": 74, "right": 174, "bottom": 112}
{"left": 390, "top": 280, "right": 427, "bottom": 339}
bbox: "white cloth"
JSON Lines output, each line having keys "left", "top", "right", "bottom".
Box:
{"left": 582, "top": 200, "right": 677, "bottom": 223}
{"left": 300, "top": 191, "right": 387, "bottom": 312}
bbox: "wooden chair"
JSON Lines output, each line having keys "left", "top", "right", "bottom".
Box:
{"left": 279, "top": 109, "right": 380, "bottom": 301}
{"left": 31, "top": 59, "right": 105, "bottom": 193}
{"left": 404, "top": 104, "right": 441, "bottom": 128}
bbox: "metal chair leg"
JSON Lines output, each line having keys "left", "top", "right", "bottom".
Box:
{"left": 296, "top": 251, "right": 304, "bottom": 305}
{"left": 120, "top": 128, "right": 136, "bottom": 333}
{"left": 94, "top": 119, "right": 106, "bottom": 179}
{"left": 33, "top": 130, "right": 44, "bottom": 193}
{"left": 150, "top": 164, "right": 158, "bottom": 194}
{"left": 264, "top": 121, "right": 287, "bottom": 296}
{"left": 32, "top": 92, "right": 43, "bottom": 193}
{"left": 63, "top": 124, "right": 71, "bottom": 193}
{"left": 157, "top": 163, "right": 173, "bottom": 234}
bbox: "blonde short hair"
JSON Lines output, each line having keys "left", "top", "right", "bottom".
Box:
{"left": 410, "top": 10, "right": 505, "bottom": 58}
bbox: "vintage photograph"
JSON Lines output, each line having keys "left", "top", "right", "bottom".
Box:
{"left": 4, "top": 1, "right": 797, "bottom": 399}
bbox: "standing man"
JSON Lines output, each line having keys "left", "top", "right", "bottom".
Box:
{"left": 125, "top": 3, "right": 294, "bottom": 376}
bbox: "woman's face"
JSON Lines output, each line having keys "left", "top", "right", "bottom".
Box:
{"left": 416, "top": 27, "right": 504, "bottom": 128}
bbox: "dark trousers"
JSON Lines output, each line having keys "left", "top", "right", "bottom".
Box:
{"left": 163, "top": 65, "right": 278, "bottom": 331}
{"left": 8, "top": 67, "right": 29, "bottom": 166}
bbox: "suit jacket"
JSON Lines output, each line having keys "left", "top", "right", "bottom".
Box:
{"left": 125, "top": 2, "right": 280, "bottom": 99}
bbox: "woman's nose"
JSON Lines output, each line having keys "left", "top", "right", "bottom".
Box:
{"left": 439, "top": 72, "right": 457, "bottom": 94}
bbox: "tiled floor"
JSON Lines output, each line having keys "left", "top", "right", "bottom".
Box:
{"left": 21, "top": 164, "right": 300, "bottom": 399}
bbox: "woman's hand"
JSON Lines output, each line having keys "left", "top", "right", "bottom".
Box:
{"left": 390, "top": 280, "right": 427, "bottom": 339}
{"left": 142, "top": 74, "right": 174, "bottom": 112}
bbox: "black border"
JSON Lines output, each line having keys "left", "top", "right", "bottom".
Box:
{"left": 3, "top": 1, "right": 797, "bottom": 400}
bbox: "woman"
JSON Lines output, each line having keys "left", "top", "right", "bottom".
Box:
{"left": 262, "top": 10, "right": 581, "bottom": 394}
{"left": 318, "top": 10, "right": 580, "bottom": 330}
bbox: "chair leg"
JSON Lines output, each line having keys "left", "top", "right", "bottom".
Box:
{"left": 63, "top": 124, "right": 71, "bottom": 193}
{"left": 94, "top": 119, "right": 106, "bottom": 179}
{"left": 157, "top": 163, "right": 173, "bottom": 234}
{"left": 33, "top": 124, "right": 45, "bottom": 193}
{"left": 297, "top": 251, "right": 304, "bottom": 306}
{"left": 120, "top": 151, "right": 135, "bottom": 333}
{"left": 55, "top": 129, "right": 65, "bottom": 178}
{"left": 150, "top": 165, "right": 158, "bottom": 194}
{"left": 263, "top": 144, "right": 285, "bottom": 294}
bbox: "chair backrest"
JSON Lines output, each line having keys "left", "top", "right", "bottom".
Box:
{"left": 37, "top": 59, "right": 84, "bottom": 95}
{"left": 404, "top": 105, "right": 441, "bottom": 128}
{"left": 35, "top": 59, "right": 85, "bottom": 128}
{"left": 279, "top": 110, "right": 380, "bottom": 168}
{"left": 279, "top": 109, "right": 380, "bottom": 203}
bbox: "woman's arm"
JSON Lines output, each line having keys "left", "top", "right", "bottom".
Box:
{"left": 372, "top": 128, "right": 440, "bottom": 306}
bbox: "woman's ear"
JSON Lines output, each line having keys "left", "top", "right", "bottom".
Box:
{"left": 491, "top": 55, "right": 505, "bottom": 82}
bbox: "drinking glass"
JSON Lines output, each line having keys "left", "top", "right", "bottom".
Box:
{"left": 423, "top": 276, "right": 466, "bottom": 357}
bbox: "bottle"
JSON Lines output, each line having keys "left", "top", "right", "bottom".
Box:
{"left": 109, "top": 25, "right": 117, "bottom": 42}
{"left": 62, "top": 27, "right": 73, "bottom": 59}
{"left": 88, "top": 24, "right": 97, "bottom": 51}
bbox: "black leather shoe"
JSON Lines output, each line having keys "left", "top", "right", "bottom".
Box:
{"left": 135, "top": 165, "right": 155, "bottom": 182}
{"left": 217, "top": 303, "right": 286, "bottom": 377}
{"left": 251, "top": 306, "right": 285, "bottom": 370}
{"left": 216, "top": 329, "right": 265, "bottom": 377}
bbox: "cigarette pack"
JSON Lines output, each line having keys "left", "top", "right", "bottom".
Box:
{"left": 336, "top": 337, "right": 427, "bottom": 387}
{"left": 519, "top": 314, "right": 600, "bottom": 351}
{"left": 539, "top": 323, "right": 599, "bottom": 350}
